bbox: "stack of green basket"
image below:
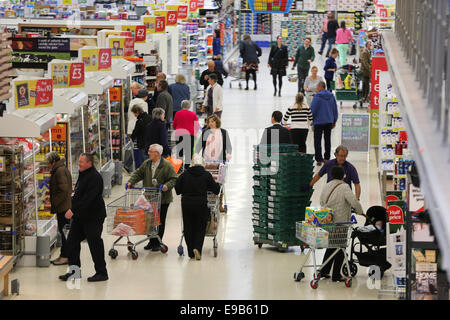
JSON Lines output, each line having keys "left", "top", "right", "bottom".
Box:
{"left": 252, "top": 145, "right": 315, "bottom": 246}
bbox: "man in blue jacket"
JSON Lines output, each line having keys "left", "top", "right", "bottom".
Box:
{"left": 310, "top": 81, "right": 338, "bottom": 165}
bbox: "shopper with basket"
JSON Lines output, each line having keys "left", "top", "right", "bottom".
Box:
{"left": 175, "top": 154, "right": 221, "bottom": 260}
{"left": 240, "top": 34, "right": 262, "bottom": 91}
{"left": 319, "top": 166, "right": 366, "bottom": 282}
{"left": 127, "top": 144, "right": 178, "bottom": 251}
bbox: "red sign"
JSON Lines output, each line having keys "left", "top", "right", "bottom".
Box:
{"left": 189, "top": 0, "right": 198, "bottom": 12}
{"left": 69, "top": 63, "right": 85, "bottom": 87}
{"left": 35, "top": 79, "right": 53, "bottom": 106}
{"left": 98, "top": 48, "right": 112, "bottom": 70}
{"left": 155, "top": 16, "right": 166, "bottom": 33}
{"left": 197, "top": 0, "right": 204, "bottom": 9}
{"left": 177, "top": 5, "right": 188, "bottom": 19}
{"left": 370, "top": 56, "right": 388, "bottom": 110}
{"left": 51, "top": 123, "right": 67, "bottom": 142}
{"left": 124, "top": 37, "right": 135, "bottom": 57}
{"left": 386, "top": 195, "right": 400, "bottom": 208}
{"left": 135, "top": 26, "right": 146, "bottom": 42}
{"left": 109, "top": 87, "right": 122, "bottom": 102}
{"left": 387, "top": 205, "right": 405, "bottom": 224}
{"left": 167, "top": 10, "right": 178, "bottom": 26}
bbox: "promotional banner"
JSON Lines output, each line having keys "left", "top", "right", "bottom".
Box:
{"left": 143, "top": 16, "right": 166, "bottom": 33}
{"left": 167, "top": 4, "right": 188, "bottom": 20}
{"left": 14, "top": 79, "right": 53, "bottom": 110}
{"left": 197, "top": 0, "right": 205, "bottom": 9}
{"left": 121, "top": 25, "right": 146, "bottom": 43}
{"left": 370, "top": 56, "right": 388, "bottom": 146}
{"left": 108, "top": 37, "right": 135, "bottom": 58}
{"left": 189, "top": 0, "right": 198, "bottom": 12}
{"left": 109, "top": 87, "right": 122, "bottom": 102}
{"left": 167, "top": 10, "right": 178, "bottom": 26}
{"left": 80, "top": 48, "right": 112, "bottom": 72}
{"left": 51, "top": 62, "right": 85, "bottom": 88}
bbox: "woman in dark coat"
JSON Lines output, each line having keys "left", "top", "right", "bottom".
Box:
{"left": 46, "top": 151, "right": 72, "bottom": 266}
{"left": 131, "top": 104, "right": 152, "bottom": 168}
{"left": 240, "top": 34, "right": 262, "bottom": 90}
{"left": 175, "top": 154, "right": 220, "bottom": 260}
{"left": 268, "top": 35, "right": 289, "bottom": 97}
{"left": 145, "top": 107, "right": 170, "bottom": 157}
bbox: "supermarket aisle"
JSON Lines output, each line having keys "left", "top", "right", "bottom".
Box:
{"left": 11, "top": 44, "right": 390, "bottom": 300}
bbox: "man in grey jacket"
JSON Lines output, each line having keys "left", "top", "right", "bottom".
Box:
{"left": 318, "top": 166, "right": 366, "bottom": 282}
{"left": 155, "top": 80, "right": 173, "bottom": 125}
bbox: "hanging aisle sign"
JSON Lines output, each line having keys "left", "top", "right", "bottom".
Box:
{"left": 108, "top": 37, "right": 135, "bottom": 59}
{"left": 167, "top": 4, "right": 188, "bottom": 20}
{"left": 370, "top": 56, "right": 389, "bottom": 146}
{"left": 79, "top": 48, "right": 112, "bottom": 72}
{"left": 143, "top": 16, "right": 166, "bottom": 33}
{"left": 197, "top": 0, "right": 205, "bottom": 9}
{"left": 50, "top": 62, "right": 85, "bottom": 88}
{"left": 166, "top": 10, "right": 178, "bottom": 26}
{"left": 121, "top": 25, "right": 147, "bottom": 43}
{"left": 14, "top": 79, "right": 53, "bottom": 110}
{"left": 189, "top": 0, "right": 198, "bottom": 12}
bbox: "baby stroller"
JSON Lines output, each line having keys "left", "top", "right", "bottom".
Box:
{"left": 343, "top": 206, "right": 392, "bottom": 279}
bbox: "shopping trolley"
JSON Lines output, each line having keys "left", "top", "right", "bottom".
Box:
{"left": 334, "top": 64, "right": 364, "bottom": 109}
{"left": 106, "top": 186, "right": 167, "bottom": 260}
{"left": 227, "top": 58, "right": 246, "bottom": 89}
{"left": 293, "top": 216, "right": 357, "bottom": 289}
{"left": 177, "top": 161, "right": 228, "bottom": 257}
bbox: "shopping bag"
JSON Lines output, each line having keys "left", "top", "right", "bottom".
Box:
{"left": 133, "top": 194, "right": 153, "bottom": 212}
{"left": 114, "top": 208, "right": 146, "bottom": 235}
{"left": 165, "top": 156, "right": 183, "bottom": 173}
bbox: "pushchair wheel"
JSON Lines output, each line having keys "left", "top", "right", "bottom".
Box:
{"left": 342, "top": 261, "right": 358, "bottom": 277}
{"left": 294, "top": 272, "right": 305, "bottom": 282}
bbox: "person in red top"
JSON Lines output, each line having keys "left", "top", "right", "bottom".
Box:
{"left": 173, "top": 100, "right": 200, "bottom": 169}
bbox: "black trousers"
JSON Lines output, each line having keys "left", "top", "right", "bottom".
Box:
{"left": 182, "top": 202, "right": 209, "bottom": 258}
{"left": 245, "top": 70, "right": 257, "bottom": 86}
{"left": 313, "top": 123, "right": 333, "bottom": 162}
{"left": 325, "top": 77, "right": 333, "bottom": 92}
{"left": 56, "top": 212, "right": 70, "bottom": 258}
{"left": 297, "top": 68, "right": 309, "bottom": 93}
{"left": 290, "top": 129, "right": 309, "bottom": 153}
{"left": 150, "top": 203, "right": 170, "bottom": 246}
{"left": 320, "top": 248, "right": 344, "bottom": 280}
{"left": 272, "top": 73, "right": 283, "bottom": 92}
{"left": 67, "top": 218, "right": 107, "bottom": 275}
{"left": 362, "top": 75, "right": 371, "bottom": 102}
{"left": 175, "top": 135, "right": 194, "bottom": 169}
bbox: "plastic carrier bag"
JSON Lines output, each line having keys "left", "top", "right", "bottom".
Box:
{"left": 133, "top": 194, "right": 153, "bottom": 212}
{"left": 112, "top": 223, "right": 137, "bottom": 236}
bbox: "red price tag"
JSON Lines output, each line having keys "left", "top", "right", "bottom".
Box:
{"left": 135, "top": 26, "right": 146, "bottom": 42}
{"left": 155, "top": 16, "right": 165, "bottom": 33}
{"left": 178, "top": 5, "right": 188, "bottom": 19}
{"left": 99, "top": 48, "right": 112, "bottom": 70}
{"left": 69, "top": 63, "right": 85, "bottom": 87}
{"left": 35, "top": 79, "right": 53, "bottom": 106}
{"left": 189, "top": 0, "right": 198, "bottom": 12}
{"left": 197, "top": 0, "right": 204, "bottom": 9}
{"left": 167, "top": 11, "right": 178, "bottom": 26}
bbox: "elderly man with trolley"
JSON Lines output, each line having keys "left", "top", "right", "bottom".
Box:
{"left": 127, "top": 144, "right": 178, "bottom": 252}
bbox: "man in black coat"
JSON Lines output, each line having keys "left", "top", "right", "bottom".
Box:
{"left": 199, "top": 60, "right": 224, "bottom": 91}
{"left": 260, "top": 110, "right": 293, "bottom": 145}
{"left": 59, "top": 153, "right": 108, "bottom": 282}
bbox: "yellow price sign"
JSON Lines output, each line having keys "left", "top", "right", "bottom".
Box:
{"left": 281, "top": 29, "right": 288, "bottom": 38}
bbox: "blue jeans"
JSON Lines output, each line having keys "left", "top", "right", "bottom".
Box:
{"left": 134, "top": 148, "right": 148, "bottom": 169}
{"left": 326, "top": 37, "right": 336, "bottom": 56}
{"left": 319, "top": 32, "right": 327, "bottom": 53}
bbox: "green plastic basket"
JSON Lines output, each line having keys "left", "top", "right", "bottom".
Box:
{"left": 253, "top": 226, "right": 267, "bottom": 234}
{"left": 252, "top": 219, "right": 267, "bottom": 228}
{"left": 253, "top": 186, "right": 267, "bottom": 197}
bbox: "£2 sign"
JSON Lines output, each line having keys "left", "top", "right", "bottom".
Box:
{"left": 167, "top": 11, "right": 178, "bottom": 26}
{"left": 99, "top": 48, "right": 112, "bottom": 70}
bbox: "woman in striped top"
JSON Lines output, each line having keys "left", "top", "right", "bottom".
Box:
{"left": 283, "top": 93, "right": 313, "bottom": 153}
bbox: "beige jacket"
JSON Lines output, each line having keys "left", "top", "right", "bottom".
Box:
{"left": 320, "top": 179, "right": 364, "bottom": 223}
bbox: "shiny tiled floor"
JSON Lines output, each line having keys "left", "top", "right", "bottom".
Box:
{"left": 10, "top": 46, "right": 395, "bottom": 300}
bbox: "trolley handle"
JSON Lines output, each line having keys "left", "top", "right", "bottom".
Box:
{"left": 312, "top": 215, "right": 358, "bottom": 226}
{"left": 126, "top": 184, "right": 164, "bottom": 191}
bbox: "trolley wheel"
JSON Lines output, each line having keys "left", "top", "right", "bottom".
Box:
{"left": 294, "top": 272, "right": 305, "bottom": 282}
{"left": 160, "top": 244, "right": 168, "bottom": 254}
{"left": 345, "top": 278, "right": 352, "bottom": 288}
{"left": 177, "top": 245, "right": 184, "bottom": 256}
{"left": 342, "top": 261, "right": 358, "bottom": 277}
{"left": 257, "top": 243, "right": 263, "bottom": 249}
{"left": 310, "top": 280, "right": 318, "bottom": 289}
{"left": 224, "top": 205, "right": 228, "bottom": 213}
{"left": 131, "top": 251, "right": 138, "bottom": 260}
{"left": 214, "top": 247, "right": 218, "bottom": 257}
{"left": 127, "top": 241, "right": 133, "bottom": 252}
{"left": 314, "top": 272, "right": 320, "bottom": 280}
{"left": 109, "top": 249, "right": 118, "bottom": 259}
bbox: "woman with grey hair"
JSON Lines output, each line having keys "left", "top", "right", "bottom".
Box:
{"left": 173, "top": 100, "right": 200, "bottom": 169}
{"left": 169, "top": 73, "right": 190, "bottom": 119}
{"left": 45, "top": 151, "right": 72, "bottom": 265}
{"left": 145, "top": 107, "right": 170, "bottom": 157}
{"left": 175, "top": 154, "right": 220, "bottom": 260}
